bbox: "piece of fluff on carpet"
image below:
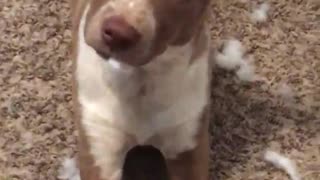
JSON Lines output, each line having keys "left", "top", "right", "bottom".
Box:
{"left": 58, "top": 157, "right": 81, "bottom": 180}
{"left": 251, "top": 2, "right": 270, "bottom": 23}
{"left": 264, "top": 150, "right": 301, "bottom": 180}
{"left": 215, "top": 39, "right": 258, "bottom": 82}
{"left": 274, "top": 83, "right": 295, "bottom": 103}
{"left": 236, "top": 60, "right": 256, "bottom": 82}
{"left": 215, "top": 39, "right": 245, "bottom": 70}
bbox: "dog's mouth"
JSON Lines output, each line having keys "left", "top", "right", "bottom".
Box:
{"left": 95, "top": 48, "right": 152, "bottom": 67}
{"left": 96, "top": 50, "right": 111, "bottom": 60}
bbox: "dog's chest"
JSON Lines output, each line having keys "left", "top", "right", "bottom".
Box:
{"left": 77, "top": 45, "right": 209, "bottom": 145}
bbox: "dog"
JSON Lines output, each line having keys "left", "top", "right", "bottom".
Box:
{"left": 70, "top": 0, "right": 211, "bottom": 179}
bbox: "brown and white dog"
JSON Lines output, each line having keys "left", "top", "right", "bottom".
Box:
{"left": 69, "top": 0, "right": 211, "bottom": 180}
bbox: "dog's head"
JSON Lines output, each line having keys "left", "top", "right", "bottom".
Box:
{"left": 76, "top": 0, "right": 209, "bottom": 66}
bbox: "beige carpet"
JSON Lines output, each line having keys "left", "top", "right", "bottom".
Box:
{"left": 0, "top": 0, "right": 319, "bottom": 179}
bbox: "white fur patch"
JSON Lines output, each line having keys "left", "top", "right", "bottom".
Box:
{"left": 58, "top": 158, "right": 81, "bottom": 180}
{"left": 108, "top": 59, "right": 122, "bottom": 70}
{"left": 264, "top": 150, "right": 301, "bottom": 180}
{"left": 76, "top": 3, "right": 209, "bottom": 180}
{"left": 160, "top": 118, "right": 200, "bottom": 159}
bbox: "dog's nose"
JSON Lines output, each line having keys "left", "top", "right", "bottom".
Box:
{"left": 102, "top": 16, "right": 141, "bottom": 50}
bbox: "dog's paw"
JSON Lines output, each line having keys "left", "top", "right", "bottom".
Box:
{"left": 58, "top": 157, "right": 81, "bottom": 180}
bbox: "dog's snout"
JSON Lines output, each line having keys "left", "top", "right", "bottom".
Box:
{"left": 102, "top": 16, "right": 141, "bottom": 50}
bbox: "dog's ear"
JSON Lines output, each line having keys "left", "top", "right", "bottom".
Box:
{"left": 69, "top": 0, "right": 88, "bottom": 28}
{"left": 151, "top": 0, "right": 210, "bottom": 46}
{"left": 122, "top": 146, "right": 170, "bottom": 180}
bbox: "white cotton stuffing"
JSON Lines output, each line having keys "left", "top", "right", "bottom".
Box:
{"left": 251, "top": 2, "right": 270, "bottom": 23}
{"left": 21, "top": 131, "right": 33, "bottom": 149}
{"left": 215, "top": 39, "right": 245, "bottom": 70}
{"left": 275, "top": 83, "right": 295, "bottom": 101}
{"left": 276, "top": 83, "right": 293, "bottom": 96}
{"left": 264, "top": 150, "right": 301, "bottom": 180}
{"left": 58, "top": 157, "right": 81, "bottom": 180}
{"left": 236, "top": 61, "right": 256, "bottom": 82}
{"left": 215, "top": 39, "right": 257, "bottom": 81}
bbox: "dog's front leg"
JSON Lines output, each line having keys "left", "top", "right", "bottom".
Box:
{"left": 77, "top": 110, "right": 132, "bottom": 180}
{"left": 163, "top": 111, "right": 210, "bottom": 180}
{"left": 167, "top": 130, "right": 209, "bottom": 180}
{"left": 77, "top": 149, "right": 125, "bottom": 180}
